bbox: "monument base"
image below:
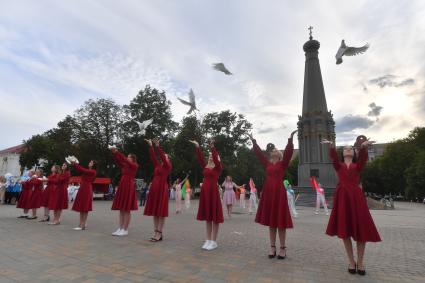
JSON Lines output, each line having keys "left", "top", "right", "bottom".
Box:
{"left": 294, "top": 186, "right": 335, "bottom": 207}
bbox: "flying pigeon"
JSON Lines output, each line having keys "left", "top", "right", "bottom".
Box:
{"left": 134, "top": 118, "right": 153, "bottom": 135}
{"left": 335, "top": 40, "right": 369, "bottom": 65}
{"left": 65, "top": 156, "right": 79, "bottom": 164}
{"left": 212, "top": 63, "right": 232, "bottom": 75}
{"left": 177, "top": 89, "right": 198, "bottom": 114}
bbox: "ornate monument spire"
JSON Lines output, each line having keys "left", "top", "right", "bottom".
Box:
{"left": 302, "top": 27, "right": 328, "bottom": 116}
{"left": 297, "top": 27, "right": 337, "bottom": 196}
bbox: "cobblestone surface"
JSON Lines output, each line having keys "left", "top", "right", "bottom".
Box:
{"left": 1, "top": 201, "right": 424, "bottom": 282}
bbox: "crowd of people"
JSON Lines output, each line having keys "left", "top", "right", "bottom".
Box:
{"left": 1, "top": 132, "right": 381, "bottom": 276}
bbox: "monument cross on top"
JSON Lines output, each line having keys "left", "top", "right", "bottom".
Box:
{"left": 308, "top": 26, "right": 313, "bottom": 40}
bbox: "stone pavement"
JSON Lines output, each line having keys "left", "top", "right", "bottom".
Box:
{"left": 0, "top": 200, "right": 424, "bottom": 283}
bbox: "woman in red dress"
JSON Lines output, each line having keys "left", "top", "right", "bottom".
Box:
{"left": 143, "top": 138, "right": 172, "bottom": 242}
{"left": 109, "top": 146, "right": 139, "bottom": 237}
{"left": 71, "top": 160, "right": 97, "bottom": 230}
{"left": 322, "top": 137, "right": 381, "bottom": 276}
{"left": 17, "top": 170, "right": 34, "bottom": 218}
{"left": 249, "top": 130, "right": 296, "bottom": 260}
{"left": 48, "top": 163, "right": 70, "bottom": 225}
{"left": 189, "top": 139, "right": 223, "bottom": 251}
{"left": 27, "top": 169, "right": 44, "bottom": 219}
{"left": 40, "top": 165, "right": 60, "bottom": 222}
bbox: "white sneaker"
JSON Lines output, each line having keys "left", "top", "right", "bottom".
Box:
{"left": 73, "top": 227, "right": 83, "bottom": 231}
{"left": 206, "top": 241, "right": 218, "bottom": 250}
{"left": 202, "top": 240, "right": 211, "bottom": 250}
{"left": 293, "top": 214, "right": 298, "bottom": 218}
{"left": 325, "top": 212, "right": 329, "bottom": 216}
{"left": 112, "top": 228, "right": 122, "bottom": 236}
{"left": 118, "top": 230, "right": 128, "bottom": 236}
{"left": 314, "top": 211, "right": 319, "bottom": 215}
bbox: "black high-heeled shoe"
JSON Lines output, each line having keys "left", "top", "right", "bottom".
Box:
{"left": 357, "top": 266, "right": 366, "bottom": 276}
{"left": 150, "top": 230, "right": 163, "bottom": 242}
{"left": 348, "top": 264, "right": 357, "bottom": 274}
{"left": 268, "top": 245, "right": 276, "bottom": 259}
{"left": 277, "top": 246, "right": 286, "bottom": 260}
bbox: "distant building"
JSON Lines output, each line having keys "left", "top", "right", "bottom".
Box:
{"left": 368, "top": 143, "right": 388, "bottom": 161}
{"left": 0, "top": 145, "right": 26, "bottom": 176}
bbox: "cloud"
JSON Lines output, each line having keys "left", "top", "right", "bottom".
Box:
{"left": 368, "top": 75, "right": 415, "bottom": 88}
{"left": 257, "top": 123, "right": 287, "bottom": 134}
{"left": 367, "top": 102, "right": 383, "bottom": 117}
{"left": 335, "top": 115, "right": 375, "bottom": 133}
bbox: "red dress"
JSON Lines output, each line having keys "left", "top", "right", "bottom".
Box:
{"left": 42, "top": 174, "right": 58, "bottom": 207}
{"left": 254, "top": 139, "right": 294, "bottom": 229}
{"left": 326, "top": 147, "right": 381, "bottom": 242}
{"left": 16, "top": 180, "right": 32, "bottom": 209}
{"left": 72, "top": 164, "right": 96, "bottom": 212}
{"left": 48, "top": 171, "right": 70, "bottom": 210}
{"left": 144, "top": 145, "right": 172, "bottom": 217}
{"left": 29, "top": 178, "right": 43, "bottom": 209}
{"left": 111, "top": 151, "right": 139, "bottom": 211}
{"left": 196, "top": 146, "right": 224, "bottom": 224}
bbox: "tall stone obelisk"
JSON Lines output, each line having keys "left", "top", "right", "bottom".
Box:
{"left": 297, "top": 27, "right": 337, "bottom": 203}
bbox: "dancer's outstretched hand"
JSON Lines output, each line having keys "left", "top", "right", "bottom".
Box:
{"left": 361, "top": 138, "right": 376, "bottom": 147}
{"left": 144, "top": 139, "right": 152, "bottom": 146}
{"left": 188, "top": 140, "right": 199, "bottom": 147}
{"left": 290, "top": 130, "right": 298, "bottom": 140}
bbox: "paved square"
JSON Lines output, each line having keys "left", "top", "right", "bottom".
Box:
{"left": 1, "top": 201, "right": 424, "bottom": 283}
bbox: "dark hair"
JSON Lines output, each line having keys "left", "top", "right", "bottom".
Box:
{"left": 341, "top": 147, "right": 357, "bottom": 163}
{"left": 62, "top": 163, "right": 69, "bottom": 172}
{"left": 266, "top": 143, "right": 275, "bottom": 152}
{"left": 90, "top": 160, "right": 97, "bottom": 169}
{"left": 128, "top": 154, "right": 137, "bottom": 163}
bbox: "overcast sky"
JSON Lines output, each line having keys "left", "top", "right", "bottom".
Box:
{"left": 1, "top": 0, "right": 424, "bottom": 150}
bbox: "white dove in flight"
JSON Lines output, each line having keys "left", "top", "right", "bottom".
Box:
{"left": 135, "top": 118, "right": 153, "bottom": 135}
{"left": 212, "top": 63, "right": 232, "bottom": 75}
{"left": 335, "top": 40, "right": 369, "bottom": 65}
{"left": 177, "top": 89, "right": 198, "bottom": 114}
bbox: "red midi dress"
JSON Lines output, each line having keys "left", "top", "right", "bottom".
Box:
{"left": 111, "top": 151, "right": 139, "bottom": 211}
{"left": 48, "top": 171, "right": 70, "bottom": 210}
{"left": 42, "top": 174, "right": 58, "bottom": 208}
{"left": 326, "top": 147, "right": 381, "bottom": 242}
{"left": 16, "top": 179, "right": 32, "bottom": 209}
{"left": 144, "top": 145, "right": 172, "bottom": 217}
{"left": 196, "top": 146, "right": 224, "bottom": 224}
{"left": 254, "top": 139, "right": 294, "bottom": 229}
{"left": 29, "top": 178, "right": 43, "bottom": 209}
{"left": 72, "top": 164, "right": 96, "bottom": 212}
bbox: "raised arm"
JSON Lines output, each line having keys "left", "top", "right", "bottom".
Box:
{"left": 329, "top": 147, "right": 341, "bottom": 171}
{"left": 148, "top": 145, "right": 159, "bottom": 167}
{"left": 112, "top": 151, "right": 126, "bottom": 168}
{"left": 195, "top": 146, "right": 207, "bottom": 168}
{"left": 252, "top": 141, "right": 269, "bottom": 168}
{"left": 179, "top": 175, "right": 189, "bottom": 186}
{"left": 280, "top": 138, "right": 294, "bottom": 170}
{"left": 156, "top": 145, "right": 171, "bottom": 171}
{"left": 356, "top": 146, "right": 368, "bottom": 172}
{"left": 73, "top": 163, "right": 96, "bottom": 177}
{"left": 211, "top": 146, "right": 222, "bottom": 172}
{"left": 113, "top": 151, "right": 138, "bottom": 170}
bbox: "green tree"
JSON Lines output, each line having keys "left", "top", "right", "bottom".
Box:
{"left": 405, "top": 150, "right": 425, "bottom": 200}
{"left": 122, "top": 85, "right": 178, "bottom": 180}
{"left": 201, "top": 110, "right": 252, "bottom": 182}
{"left": 170, "top": 115, "right": 204, "bottom": 185}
